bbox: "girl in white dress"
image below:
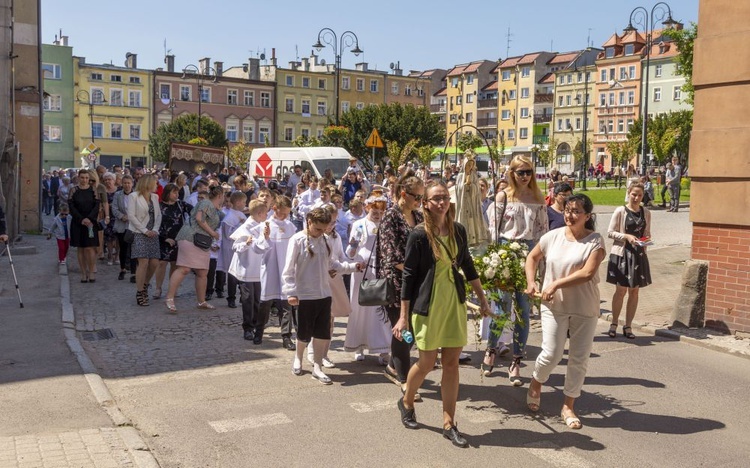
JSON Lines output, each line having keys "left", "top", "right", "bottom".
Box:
{"left": 344, "top": 196, "right": 391, "bottom": 364}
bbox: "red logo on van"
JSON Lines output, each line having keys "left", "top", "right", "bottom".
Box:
{"left": 255, "top": 152, "right": 273, "bottom": 178}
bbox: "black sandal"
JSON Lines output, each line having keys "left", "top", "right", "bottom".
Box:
{"left": 608, "top": 323, "right": 617, "bottom": 338}
{"left": 623, "top": 326, "right": 636, "bottom": 339}
{"left": 136, "top": 290, "right": 149, "bottom": 307}
{"left": 482, "top": 348, "right": 496, "bottom": 376}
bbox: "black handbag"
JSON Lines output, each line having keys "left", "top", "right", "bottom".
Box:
{"left": 189, "top": 206, "right": 213, "bottom": 251}
{"left": 358, "top": 229, "right": 395, "bottom": 307}
{"left": 123, "top": 229, "right": 135, "bottom": 243}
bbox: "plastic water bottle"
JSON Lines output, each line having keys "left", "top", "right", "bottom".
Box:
{"left": 87, "top": 226, "right": 94, "bottom": 238}
{"left": 402, "top": 330, "right": 414, "bottom": 344}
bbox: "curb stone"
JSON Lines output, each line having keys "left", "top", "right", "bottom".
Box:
{"left": 59, "top": 263, "right": 161, "bottom": 467}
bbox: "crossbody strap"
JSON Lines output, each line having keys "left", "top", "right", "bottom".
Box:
{"left": 362, "top": 227, "right": 380, "bottom": 281}
{"left": 434, "top": 234, "right": 457, "bottom": 267}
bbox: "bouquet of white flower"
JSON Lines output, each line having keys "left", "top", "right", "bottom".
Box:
{"left": 473, "top": 241, "right": 529, "bottom": 303}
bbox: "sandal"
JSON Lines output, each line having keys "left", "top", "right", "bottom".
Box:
{"left": 561, "top": 411, "right": 582, "bottom": 429}
{"left": 197, "top": 301, "right": 216, "bottom": 310}
{"left": 152, "top": 287, "right": 162, "bottom": 299}
{"left": 526, "top": 388, "right": 541, "bottom": 412}
{"left": 608, "top": 323, "right": 617, "bottom": 338}
{"left": 509, "top": 356, "right": 523, "bottom": 387}
{"left": 482, "top": 348, "right": 496, "bottom": 376}
{"left": 165, "top": 298, "right": 177, "bottom": 313}
{"left": 136, "top": 290, "right": 149, "bottom": 307}
{"left": 623, "top": 326, "right": 636, "bottom": 339}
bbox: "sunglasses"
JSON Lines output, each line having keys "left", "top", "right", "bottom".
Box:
{"left": 428, "top": 195, "right": 451, "bottom": 203}
{"left": 514, "top": 169, "right": 534, "bottom": 177}
{"left": 405, "top": 191, "right": 423, "bottom": 201}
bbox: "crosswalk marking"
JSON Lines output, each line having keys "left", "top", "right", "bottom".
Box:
{"left": 209, "top": 413, "right": 292, "bottom": 433}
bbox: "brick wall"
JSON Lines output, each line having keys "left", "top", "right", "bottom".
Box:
{"left": 692, "top": 224, "right": 750, "bottom": 333}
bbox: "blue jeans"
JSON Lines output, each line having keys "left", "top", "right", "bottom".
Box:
{"left": 486, "top": 239, "right": 536, "bottom": 356}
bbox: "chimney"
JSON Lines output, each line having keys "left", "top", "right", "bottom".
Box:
{"left": 248, "top": 58, "right": 260, "bottom": 81}
{"left": 165, "top": 54, "right": 175, "bottom": 73}
{"left": 356, "top": 62, "right": 368, "bottom": 72}
{"left": 301, "top": 57, "right": 309, "bottom": 71}
{"left": 214, "top": 61, "right": 223, "bottom": 77}
{"left": 125, "top": 52, "right": 137, "bottom": 69}
{"left": 53, "top": 35, "right": 60, "bottom": 46}
{"left": 271, "top": 48, "right": 277, "bottom": 66}
{"left": 61, "top": 35, "right": 69, "bottom": 46}
{"left": 393, "top": 67, "right": 403, "bottom": 76}
{"left": 289, "top": 61, "right": 298, "bottom": 70}
{"left": 199, "top": 57, "right": 211, "bottom": 74}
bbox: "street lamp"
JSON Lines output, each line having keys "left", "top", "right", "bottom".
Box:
{"left": 624, "top": 1, "right": 678, "bottom": 176}
{"left": 573, "top": 53, "right": 592, "bottom": 190}
{"left": 313, "top": 28, "right": 363, "bottom": 125}
{"left": 76, "top": 89, "right": 106, "bottom": 143}
{"left": 181, "top": 64, "right": 219, "bottom": 139}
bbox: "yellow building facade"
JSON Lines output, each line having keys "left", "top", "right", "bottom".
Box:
{"left": 444, "top": 60, "right": 496, "bottom": 146}
{"left": 74, "top": 55, "right": 152, "bottom": 169}
{"left": 338, "top": 64, "right": 387, "bottom": 112}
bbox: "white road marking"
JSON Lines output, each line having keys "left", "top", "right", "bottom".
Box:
{"left": 524, "top": 440, "right": 594, "bottom": 468}
{"left": 209, "top": 413, "right": 292, "bottom": 433}
{"left": 349, "top": 399, "right": 394, "bottom": 413}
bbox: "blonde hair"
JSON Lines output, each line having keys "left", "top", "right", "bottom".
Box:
{"left": 627, "top": 181, "right": 645, "bottom": 193}
{"left": 135, "top": 174, "right": 157, "bottom": 197}
{"left": 423, "top": 180, "right": 456, "bottom": 261}
{"left": 506, "top": 155, "right": 544, "bottom": 204}
{"left": 247, "top": 199, "right": 268, "bottom": 216}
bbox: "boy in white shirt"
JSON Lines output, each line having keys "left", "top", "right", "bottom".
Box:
{"left": 229, "top": 200, "right": 268, "bottom": 343}
{"left": 218, "top": 191, "right": 247, "bottom": 308}
{"left": 296, "top": 176, "right": 320, "bottom": 221}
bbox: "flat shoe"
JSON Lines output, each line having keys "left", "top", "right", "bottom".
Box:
{"left": 526, "top": 389, "right": 540, "bottom": 412}
{"left": 397, "top": 397, "right": 418, "bottom": 429}
{"left": 322, "top": 357, "right": 336, "bottom": 369}
{"left": 197, "top": 301, "right": 216, "bottom": 310}
{"left": 562, "top": 411, "right": 582, "bottom": 429}
{"left": 442, "top": 424, "right": 468, "bottom": 448}
{"left": 312, "top": 370, "right": 332, "bottom": 385}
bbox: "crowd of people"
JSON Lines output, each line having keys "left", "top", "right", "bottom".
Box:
{"left": 36, "top": 153, "right": 658, "bottom": 448}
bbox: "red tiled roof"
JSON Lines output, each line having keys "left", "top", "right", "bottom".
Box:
{"left": 447, "top": 60, "right": 490, "bottom": 76}
{"left": 547, "top": 51, "right": 579, "bottom": 65}
{"left": 517, "top": 52, "right": 542, "bottom": 65}
{"left": 434, "top": 86, "right": 447, "bottom": 96}
{"left": 602, "top": 33, "right": 622, "bottom": 47}
{"left": 621, "top": 30, "right": 646, "bottom": 44}
{"left": 482, "top": 80, "right": 498, "bottom": 91}
{"left": 498, "top": 55, "right": 522, "bottom": 68}
{"left": 538, "top": 73, "right": 554, "bottom": 84}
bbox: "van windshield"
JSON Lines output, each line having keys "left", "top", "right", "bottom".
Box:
{"left": 312, "top": 158, "right": 351, "bottom": 180}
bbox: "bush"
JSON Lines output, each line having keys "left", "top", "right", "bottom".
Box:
{"left": 681, "top": 177, "right": 691, "bottom": 191}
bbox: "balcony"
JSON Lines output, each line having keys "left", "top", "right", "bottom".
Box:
{"left": 478, "top": 98, "right": 498, "bottom": 109}
{"left": 477, "top": 117, "right": 498, "bottom": 128}
{"left": 532, "top": 135, "right": 549, "bottom": 145}
{"left": 534, "top": 93, "right": 553, "bottom": 104}
{"left": 533, "top": 114, "right": 552, "bottom": 123}
{"left": 430, "top": 103, "right": 446, "bottom": 113}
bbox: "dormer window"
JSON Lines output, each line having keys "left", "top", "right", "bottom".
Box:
{"left": 624, "top": 44, "right": 635, "bottom": 55}
{"left": 605, "top": 47, "right": 615, "bottom": 58}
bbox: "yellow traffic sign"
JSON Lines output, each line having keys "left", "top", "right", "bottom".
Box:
{"left": 85, "top": 142, "right": 98, "bottom": 152}
{"left": 365, "top": 128, "right": 384, "bottom": 148}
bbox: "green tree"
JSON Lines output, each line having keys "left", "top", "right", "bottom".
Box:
{"left": 291, "top": 135, "right": 322, "bottom": 147}
{"left": 227, "top": 140, "right": 253, "bottom": 169}
{"left": 148, "top": 114, "right": 228, "bottom": 163}
{"left": 415, "top": 145, "right": 436, "bottom": 171}
{"left": 663, "top": 22, "right": 697, "bottom": 105}
{"left": 456, "top": 132, "right": 483, "bottom": 152}
{"left": 535, "top": 137, "right": 558, "bottom": 172}
{"left": 385, "top": 138, "right": 418, "bottom": 170}
{"left": 606, "top": 140, "right": 635, "bottom": 168}
{"left": 338, "top": 103, "right": 445, "bottom": 170}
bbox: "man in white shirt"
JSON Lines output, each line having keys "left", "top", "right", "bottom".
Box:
{"left": 287, "top": 165, "right": 303, "bottom": 196}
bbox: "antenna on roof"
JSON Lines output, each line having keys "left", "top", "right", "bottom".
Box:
{"left": 551, "top": 39, "right": 554, "bottom": 51}
{"left": 587, "top": 28, "right": 593, "bottom": 47}
{"left": 295, "top": 45, "right": 299, "bottom": 61}
{"left": 505, "top": 27, "right": 513, "bottom": 58}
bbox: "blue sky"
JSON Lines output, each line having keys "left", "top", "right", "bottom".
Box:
{"left": 42, "top": 0, "right": 699, "bottom": 72}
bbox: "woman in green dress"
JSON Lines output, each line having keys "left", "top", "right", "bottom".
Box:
{"left": 394, "top": 180, "right": 491, "bottom": 448}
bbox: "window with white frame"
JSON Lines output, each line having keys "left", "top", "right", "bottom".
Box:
{"left": 558, "top": 96, "right": 564, "bottom": 106}
{"left": 111, "top": 123, "right": 122, "bottom": 139}
{"left": 628, "top": 91, "right": 635, "bottom": 105}
{"left": 467, "top": 74, "right": 475, "bottom": 84}
{"left": 244, "top": 90, "right": 254, "bottom": 106}
{"left": 110, "top": 89, "right": 123, "bottom": 106}
{"left": 609, "top": 92, "right": 615, "bottom": 106}
{"left": 43, "top": 125, "right": 62, "bottom": 142}
{"left": 558, "top": 75, "right": 564, "bottom": 85}
{"left": 318, "top": 78, "right": 326, "bottom": 89}
{"left": 653, "top": 87, "right": 662, "bottom": 101}
{"left": 43, "top": 94, "right": 61, "bottom": 111}
{"left": 284, "top": 127, "right": 294, "bottom": 141}
{"left": 508, "top": 89, "right": 516, "bottom": 100}
{"left": 655, "top": 64, "right": 663, "bottom": 77}
{"left": 42, "top": 63, "right": 61, "bottom": 79}
{"left": 341, "top": 76, "right": 350, "bottom": 90}
{"left": 128, "top": 90, "right": 141, "bottom": 107}
{"left": 317, "top": 101, "right": 326, "bottom": 116}
{"left": 600, "top": 70, "right": 607, "bottom": 82}
{"left": 466, "top": 94, "right": 474, "bottom": 103}
{"left": 465, "top": 112, "right": 473, "bottom": 123}
{"left": 301, "top": 99, "right": 310, "bottom": 115}
{"left": 451, "top": 77, "right": 459, "bottom": 88}
{"left": 200, "top": 87, "right": 211, "bottom": 103}
{"left": 501, "top": 109, "right": 511, "bottom": 120}
{"left": 617, "top": 120, "right": 624, "bottom": 133}
{"left": 226, "top": 121, "right": 238, "bottom": 142}
{"left": 92, "top": 122, "right": 103, "bottom": 138}
{"left": 620, "top": 67, "right": 627, "bottom": 80}
{"left": 520, "top": 107, "right": 529, "bottom": 118}
{"left": 356, "top": 78, "right": 364, "bottom": 91}
{"left": 356, "top": 102, "right": 364, "bottom": 110}
{"left": 285, "top": 97, "right": 294, "bottom": 113}
{"left": 391, "top": 83, "right": 399, "bottom": 95}
{"left": 520, "top": 87, "right": 529, "bottom": 98}
{"left": 180, "top": 85, "right": 191, "bottom": 101}
{"left": 404, "top": 85, "right": 412, "bottom": 96}
{"left": 521, "top": 66, "right": 530, "bottom": 77}
{"left": 317, "top": 128, "right": 324, "bottom": 138}
{"left": 599, "top": 93, "right": 606, "bottom": 106}
{"left": 607, "top": 120, "right": 614, "bottom": 134}
{"left": 227, "top": 89, "right": 238, "bottom": 105}
{"left": 159, "top": 83, "right": 171, "bottom": 100}
{"left": 502, "top": 70, "right": 511, "bottom": 81}
{"left": 508, "top": 129, "right": 516, "bottom": 140}
{"left": 565, "top": 118, "right": 571, "bottom": 130}
{"left": 370, "top": 80, "right": 378, "bottom": 92}
{"left": 129, "top": 124, "right": 141, "bottom": 140}
{"left": 629, "top": 66, "right": 637, "bottom": 79}
{"left": 90, "top": 72, "right": 103, "bottom": 81}
{"left": 566, "top": 74, "right": 572, "bottom": 84}
{"left": 625, "top": 44, "right": 635, "bottom": 55}
{"left": 341, "top": 101, "right": 350, "bottom": 113}
{"left": 286, "top": 75, "right": 294, "bottom": 86}
{"left": 627, "top": 119, "right": 634, "bottom": 130}
{"left": 557, "top": 118, "right": 564, "bottom": 131}
{"left": 619, "top": 92, "right": 625, "bottom": 105}
{"left": 575, "top": 117, "right": 581, "bottom": 130}
{"left": 260, "top": 92, "right": 270, "bottom": 107}
{"left": 605, "top": 47, "right": 615, "bottom": 58}
{"left": 243, "top": 123, "right": 254, "bottom": 143}
{"left": 259, "top": 125, "right": 270, "bottom": 144}
{"left": 129, "top": 76, "right": 141, "bottom": 84}
{"left": 577, "top": 72, "right": 583, "bottom": 83}
{"left": 110, "top": 74, "right": 122, "bottom": 82}
{"left": 566, "top": 95, "right": 571, "bottom": 106}
{"left": 301, "top": 128, "right": 310, "bottom": 139}
{"left": 302, "top": 77, "right": 310, "bottom": 88}
{"left": 673, "top": 86, "right": 682, "bottom": 101}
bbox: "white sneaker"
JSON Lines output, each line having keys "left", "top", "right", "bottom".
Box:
{"left": 312, "top": 369, "right": 332, "bottom": 385}
{"left": 60, "top": 260, "right": 66, "bottom": 265}
{"left": 306, "top": 353, "right": 315, "bottom": 365}
{"left": 354, "top": 351, "right": 365, "bottom": 361}
{"left": 321, "top": 357, "right": 336, "bottom": 368}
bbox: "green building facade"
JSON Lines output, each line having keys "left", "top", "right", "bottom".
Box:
{"left": 42, "top": 41, "right": 75, "bottom": 169}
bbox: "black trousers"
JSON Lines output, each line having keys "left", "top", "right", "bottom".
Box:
{"left": 386, "top": 305, "right": 413, "bottom": 383}
{"left": 239, "top": 281, "right": 261, "bottom": 332}
{"left": 206, "top": 258, "right": 225, "bottom": 296}
{"left": 259, "top": 299, "right": 295, "bottom": 338}
{"left": 225, "top": 273, "right": 239, "bottom": 301}
{"left": 52, "top": 195, "right": 60, "bottom": 215}
{"left": 116, "top": 232, "right": 136, "bottom": 273}
{"left": 660, "top": 184, "right": 669, "bottom": 205}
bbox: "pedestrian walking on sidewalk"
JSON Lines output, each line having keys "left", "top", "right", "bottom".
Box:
{"left": 128, "top": 174, "right": 162, "bottom": 306}
{"left": 524, "top": 193, "right": 606, "bottom": 430}
{"left": 47, "top": 203, "right": 72, "bottom": 264}
{"left": 606, "top": 181, "right": 652, "bottom": 339}
{"left": 68, "top": 169, "right": 101, "bottom": 283}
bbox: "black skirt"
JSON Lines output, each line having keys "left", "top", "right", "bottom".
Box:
{"left": 606, "top": 245, "right": 652, "bottom": 288}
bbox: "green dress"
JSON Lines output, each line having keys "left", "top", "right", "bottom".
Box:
{"left": 411, "top": 235, "right": 468, "bottom": 351}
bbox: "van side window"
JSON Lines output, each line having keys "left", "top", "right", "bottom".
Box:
{"left": 300, "top": 161, "right": 315, "bottom": 174}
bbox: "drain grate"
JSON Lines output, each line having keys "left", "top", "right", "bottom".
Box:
{"left": 80, "top": 328, "right": 115, "bottom": 341}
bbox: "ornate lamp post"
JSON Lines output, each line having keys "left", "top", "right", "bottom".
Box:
{"left": 181, "top": 64, "right": 218, "bottom": 139}
{"left": 313, "top": 28, "right": 363, "bottom": 126}
{"left": 76, "top": 89, "right": 106, "bottom": 143}
{"left": 624, "top": 2, "right": 678, "bottom": 175}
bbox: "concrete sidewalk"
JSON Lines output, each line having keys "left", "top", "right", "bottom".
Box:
{"left": 0, "top": 235, "right": 157, "bottom": 468}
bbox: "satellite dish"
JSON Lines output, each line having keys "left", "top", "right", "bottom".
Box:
{"left": 389, "top": 62, "right": 395, "bottom": 70}
{"left": 608, "top": 79, "right": 615, "bottom": 86}
{"left": 160, "top": 98, "right": 171, "bottom": 105}
{"left": 260, "top": 53, "right": 266, "bottom": 60}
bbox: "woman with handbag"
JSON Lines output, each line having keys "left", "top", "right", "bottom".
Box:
{"left": 344, "top": 195, "right": 391, "bottom": 364}
{"left": 127, "top": 174, "right": 162, "bottom": 306}
{"left": 165, "top": 185, "right": 224, "bottom": 312}
{"left": 394, "top": 180, "right": 491, "bottom": 447}
{"left": 153, "top": 183, "right": 192, "bottom": 299}
{"left": 378, "top": 171, "right": 424, "bottom": 395}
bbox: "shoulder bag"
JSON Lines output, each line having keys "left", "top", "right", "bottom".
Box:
{"left": 190, "top": 203, "right": 213, "bottom": 251}
{"left": 358, "top": 228, "right": 396, "bottom": 307}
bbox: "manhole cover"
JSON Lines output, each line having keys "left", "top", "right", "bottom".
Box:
{"left": 80, "top": 329, "right": 115, "bottom": 341}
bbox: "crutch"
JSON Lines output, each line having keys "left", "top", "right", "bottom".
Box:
{"left": 3, "top": 242, "right": 24, "bottom": 308}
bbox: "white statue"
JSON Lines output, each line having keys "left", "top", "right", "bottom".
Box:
{"left": 455, "top": 151, "right": 489, "bottom": 246}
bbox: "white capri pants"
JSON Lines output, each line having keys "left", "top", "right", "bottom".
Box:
{"left": 532, "top": 307, "right": 599, "bottom": 399}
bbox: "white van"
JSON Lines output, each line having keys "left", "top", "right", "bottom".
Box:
{"left": 247, "top": 146, "right": 354, "bottom": 182}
